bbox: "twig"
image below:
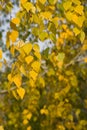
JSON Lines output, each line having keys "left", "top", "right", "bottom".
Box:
{"left": 0, "top": 86, "right": 16, "bottom": 94}
{"left": 65, "top": 51, "right": 82, "bottom": 68}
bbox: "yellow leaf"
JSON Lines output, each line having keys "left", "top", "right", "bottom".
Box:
{"left": 0, "top": 62, "right": 2, "bottom": 69}
{"left": 63, "top": 1, "right": 72, "bottom": 11}
{"left": 23, "top": 119, "right": 28, "bottom": 125}
{"left": 8, "top": 73, "right": 13, "bottom": 83}
{"left": 39, "top": 0, "right": 46, "bottom": 4}
{"left": 10, "top": 45, "right": 15, "bottom": 56}
{"left": 20, "top": 0, "right": 27, "bottom": 4}
{"left": 11, "top": 18, "right": 20, "bottom": 25}
{"left": 12, "top": 90, "right": 19, "bottom": 100}
{"left": 72, "top": 0, "right": 81, "bottom": 5}
{"left": 48, "top": 0, "right": 57, "bottom": 5}
{"left": 20, "top": 65, "right": 26, "bottom": 75}
{"left": 72, "top": 14, "right": 78, "bottom": 24}
{"left": 29, "top": 70, "right": 38, "bottom": 81}
{"left": 74, "top": 5, "right": 83, "bottom": 15}
{"left": 40, "top": 11, "right": 52, "bottom": 20}
{"left": 31, "top": 61, "right": 40, "bottom": 72}
{"left": 33, "top": 44, "right": 40, "bottom": 52}
{"left": 25, "top": 55, "right": 33, "bottom": 64}
{"left": 29, "top": 79, "right": 35, "bottom": 87}
{"left": 17, "top": 87, "right": 25, "bottom": 99}
{"left": 40, "top": 108, "right": 48, "bottom": 115}
{"left": 0, "top": 126, "right": 4, "bottom": 130}
{"left": 22, "top": 109, "right": 29, "bottom": 115}
{"left": 73, "top": 27, "right": 81, "bottom": 36}
{"left": 16, "top": 40, "right": 25, "bottom": 48}
{"left": 34, "top": 51, "right": 41, "bottom": 60}
{"left": 26, "top": 113, "right": 32, "bottom": 120}
{"left": 65, "top": 11, "right": 72, "bottom": 21}
{"left": 77, "top": 15, "right": 85, "bottom": 27}
{"left": 23, "top": 2, "right": 36, "bottom": 13}
{"left": 13, "top": 74, "right": 22, "bottom": 87}
{"left": 9, "top": 30, "right": 18, "bottom": 42}
{"left": 84, "top": 57, "right": 87, "bottom": 63}
{"left": 22, "top": 43, "right": 32, "bottom": 55}
{"left": 0, "top": 49, "right": 2, "bottom": 59}
{"left": 27, "top": 126, "right": 31, "bottom": 130}
{"left": 82, "top": 44, "right": 87, "bottom": 51}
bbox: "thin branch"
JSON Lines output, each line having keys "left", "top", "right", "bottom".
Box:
{"left": 0, "top": 86, "right": 16, "bottom": 94}
{"left": 64, "top": 51, "right": 82, "bottom": 68}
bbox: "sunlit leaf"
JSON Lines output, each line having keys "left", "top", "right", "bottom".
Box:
{"left": 74, "top": 5, "right": 83, "bottom": 15}
{"left": 48, "top": 0, "right": 57, "bottom": 5}
{"left": 22, "top": 43, "right": 32, "bottom": 55}
{"left": 20, "top": 65, "right": 26, "bottom": 75}
{"left": 17, "top": 87, "right": 25, "bottom": 99}
{"left": 20, "top": 0, "right": 27, "bottom": 4}
{"left": 9, "top": 30, "right": 18, "bottom": 42}
{"left": 25, "top": 55, "right": 33, "bottom": 64}
{"left": 38, "top": 0, "right": 46, "bottom": 4}
{"left": 0, "top": 126, "right": 4, "bottom": 130}
{"left": 11, "top": 18, "right": 20, "bottom": 25}
{"left": 0, "top": 49, "right": 2, "bottom": 59}
{"left": 29, "top": 70, "right": 38, "bottom": 81}
{"left": 73, "top": 27, "right": 81, "bottom": 36}
{"left": 13, "top": 74, "right": 22, "bottom": 88}
{"left": 33, "top": 44, "right": 40, "bottom": 52}
{"left": 23, "top": 2, "right": 36, "bottom": 13}
{"left": 34, "top": 51, "right": 41, "bottom": 60}
{"left": 84, "top": 57, "right": 87, "bottom": 63}
{"left": 63, "top": 1, "right": 72, "bottom": 11}
{"left": 31, "top": 61, "right": 40, "bottom": 72}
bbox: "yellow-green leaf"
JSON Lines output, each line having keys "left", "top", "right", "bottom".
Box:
{"left": 23, "top": 2, "right": 35, "bottom": 13}
{"left": 48, "top": 0, "right": 57, "bottom": 5}
{"left": 80, "top": 31, "right": 85, "bottom": 43}
{"left": 73, "top": 27, "right": 81, "bottom": 36}
{"left": 63, "top": 1, "right": 72, "bottom": 11}
{"left": 57, "top": 52, "right": 65, "bottom": 62}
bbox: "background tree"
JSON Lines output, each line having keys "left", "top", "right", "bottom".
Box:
{"left": 0, "top": 0, "right": 87, "bottom": 130}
